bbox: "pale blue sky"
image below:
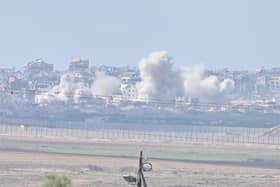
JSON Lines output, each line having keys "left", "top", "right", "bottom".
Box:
{"left": 0, "top": 0, "right": 280, "bottom": 70}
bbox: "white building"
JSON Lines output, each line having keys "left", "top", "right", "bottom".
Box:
{"left": 69, "top": 57, "right": 89, "bottom": 72}
{"left": 121, "top": 84, "right": 137, "bottom": 98}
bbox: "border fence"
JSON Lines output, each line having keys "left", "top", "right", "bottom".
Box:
{"left": 0, "top": 124, "right": 280, "bottom": 145}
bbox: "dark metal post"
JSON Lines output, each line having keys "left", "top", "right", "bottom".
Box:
{"left": 137, "top": 151, "right": 149, "bottom": 187}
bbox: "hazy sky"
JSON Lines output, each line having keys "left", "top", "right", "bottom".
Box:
{"left": 0, "top": 0, "right": 280, "bottom": 70}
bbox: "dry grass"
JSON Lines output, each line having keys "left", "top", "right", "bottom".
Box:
{"left": 0, "top": 135, "right": 279, "bottom": 187}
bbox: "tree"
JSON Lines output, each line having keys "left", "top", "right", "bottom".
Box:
{"left": 43, "top": 173, "right": 73, "bottom": 187}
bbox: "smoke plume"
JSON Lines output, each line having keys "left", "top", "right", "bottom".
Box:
{"left": 35, "top": 73, "right": 91, "bottom": 104}
{"left": 136, "top": 51, "right": 184, "bottom": 100}
{"left": 137, "top": 51, "right": 235, "bottom": 101}
{"left": 91, "top": 72, "right": 121, "bottom": 96}
{"left": 182, "top": 65, "right": 235, "bottom": 101}
{"left": 36, "top": 72, "right": 121, "bottom": 104}
{"left": 36, "top": 51, "right": 235, "bottom": 104}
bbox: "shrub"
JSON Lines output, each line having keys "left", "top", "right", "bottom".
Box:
{"left": 43, "top": 173, "right": 73, "bottom": 187}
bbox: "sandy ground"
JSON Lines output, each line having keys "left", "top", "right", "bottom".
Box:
{"left": 0, "top": 135, "right": 280, "bottom": 187}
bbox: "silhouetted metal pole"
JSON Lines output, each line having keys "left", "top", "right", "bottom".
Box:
{"left": 136, "top": 151, "right": 151, "bottom": 187}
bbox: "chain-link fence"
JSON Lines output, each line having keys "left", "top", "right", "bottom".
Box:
{"left": 0, "top": 124, "right": 279, "bottom": 145}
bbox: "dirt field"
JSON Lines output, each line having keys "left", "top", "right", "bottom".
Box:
{"left": 0, "top": 135, "right": 280, "bottom": 187}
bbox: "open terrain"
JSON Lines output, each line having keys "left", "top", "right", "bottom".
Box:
{"left": 0, "top": 134, "right": 280, "bottom": 187}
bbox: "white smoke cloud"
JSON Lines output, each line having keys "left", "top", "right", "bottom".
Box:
{"left": 182, "top": 64, "right": 235, "bottom": 100}
{"left": 137, "top": 51, "right": 235, "bottom": 101}
{"left": 36, "top": 51, "right": 235, "bottom": 105}
{"left": 136, "top": 51, "right": 184, "bottom": 100}
{"left": 73, "top": 87, "right": 93, "bottom": 103}
{"left": 220, "top": 79, "right": 235, "bottom": 93}
{"left": 36, "top": 72, "right": 122, "bottom": 104}
{"left": 91, "top": 72, "right": 121, "bottom": 96}
{"left": 36, "top": 73, "right": 92, "bottom": 104}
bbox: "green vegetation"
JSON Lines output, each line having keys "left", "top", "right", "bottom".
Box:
{"left": 43, "top": 173, "right": 73, "bottom": 187}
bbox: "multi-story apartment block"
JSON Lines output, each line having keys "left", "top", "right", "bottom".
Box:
{"left": 69, "top": 57, "right": 89, "bottom": 72}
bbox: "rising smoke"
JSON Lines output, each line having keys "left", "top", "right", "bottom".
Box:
{"left": 136, "top": 51, "right": 184, "bottom": 100}
{"left": 35, "top": 73, "right": 91, "bottom": 104}
{"left": 91, "top": 72, "right": 121, "bottom": 96}
{"left": 182, "top": 64, "right": 235, "bottom": 101}
{"left": 36, "top": 72, "right": 121, "bottom": 104}
{"left": 137, "top": 51, "right": 235, "bottom": 101}
{"left": 36, "top": 51, "right": 235, "bottom": 104}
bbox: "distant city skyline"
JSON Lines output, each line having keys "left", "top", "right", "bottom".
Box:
{"left": 1, "top": 0, "right": 280, "bottom": 70}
